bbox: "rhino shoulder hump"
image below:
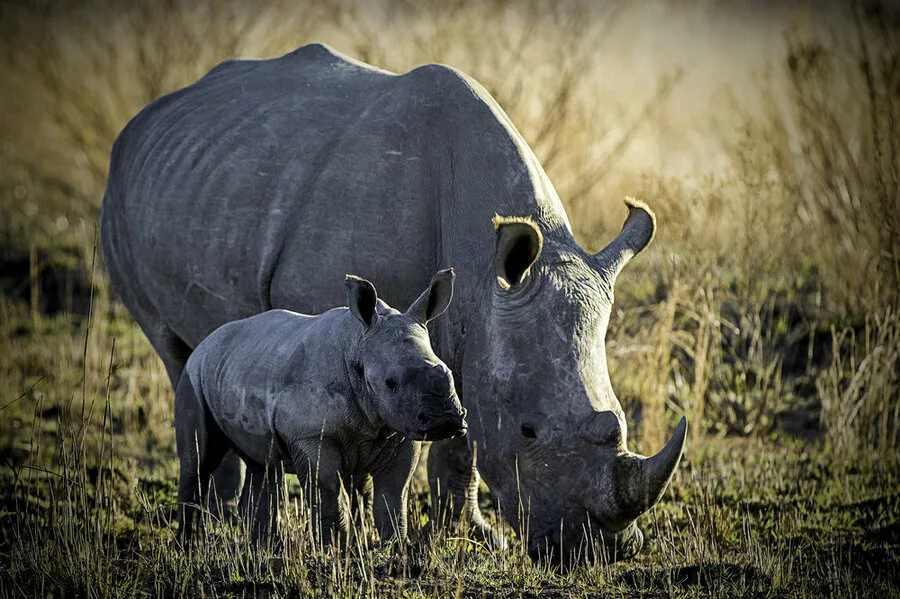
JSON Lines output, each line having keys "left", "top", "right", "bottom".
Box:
{"left": 402, "top": 63, "right": 470, "bottom": 92}
{"left": 202, "top": 42, "right": 346, "bottom": 81}
{"left": 280, "top": 42, "right": 391, "bottom": 75}
{"left": 396, "top": 62, "right": 497, "bottom": 121}
{"left": 285, "top": 42, "right": 343, "bottom": 62}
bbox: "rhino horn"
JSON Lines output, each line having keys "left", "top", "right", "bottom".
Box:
{"left": 612, "top": 416, "right": 687, "bottom": 524}
{"left": 593, "top": 197, "right": 656, "bottom": 284}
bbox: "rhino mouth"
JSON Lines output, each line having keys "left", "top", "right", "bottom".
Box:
{"left": 411, "top": 410, "right": 468, "bottom": 441}
{"left": 414, "top": 420, "right": 467, "bottom": 441}
{"left": 409, "top": 401, "right": 467, "bottom": 441}
{"left": 527, "top": 523, "right": 644, "bottom": 568}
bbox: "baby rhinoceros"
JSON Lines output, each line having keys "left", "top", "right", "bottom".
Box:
{"left": 174, "top": 269, "right": 466, "bottom": 547}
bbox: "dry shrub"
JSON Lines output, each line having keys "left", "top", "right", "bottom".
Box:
{"left": 610, "top": 264, "right": 800, "bottom": 455}
{"left": 818, "top": 308, "right": 900, "bottom": 457}
{"left": 720, "top": 2, "right": 900, "bottom": 454}
{"left": 728, "top": 2, "right": 900, "bottom": 314}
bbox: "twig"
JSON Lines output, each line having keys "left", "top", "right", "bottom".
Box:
{"left": 0, "top": 376, "right": 47, "bottom": 413}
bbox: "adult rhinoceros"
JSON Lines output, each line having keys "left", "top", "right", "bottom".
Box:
{"left": 100, "top": 43, "right": 686, "bottom": 564}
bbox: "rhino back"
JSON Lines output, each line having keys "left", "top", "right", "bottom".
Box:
{"left": 104, "top": 43, "right": 572, "bottom": 351}
{"left": 105, "top": 45, "right": 388, "bottom": 343}
{"left": 187, "top": 307, "right": 356, "bottom": 464}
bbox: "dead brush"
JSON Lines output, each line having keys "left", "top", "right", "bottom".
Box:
{"left": 818, "top": 307, "right": 900, "bottom": 457}
{"left": 733, "top": 3, "right": 900, "bottom": 314}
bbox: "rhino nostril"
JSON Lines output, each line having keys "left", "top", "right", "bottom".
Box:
{"left": 521, "top": 424, "right": 537, "bottom": 438}
{"left": 417, "top": 412, "right": 429, "bottom": 424}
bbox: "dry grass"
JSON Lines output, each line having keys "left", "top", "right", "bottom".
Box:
{"left": 1, "top": 0, "right": 898, "bottom": 596}
{"left": 819, "top": 307, "right": 900, "bottom": 456}
{"left": 2, "top": 299, "right": 898, "bottom": 597}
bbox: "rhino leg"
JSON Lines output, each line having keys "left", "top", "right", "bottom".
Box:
{"left": 427, "top": 436, "right": 505, "bottom": 549}
{"left": 142, "top": 316, "right": 245, "bottom": 519}
{"left": 239, "top": 461, "right": 284, "bottom": 548}
{"left": 207, "top": 452, "right": 244, "bottom": 519}
{"left": 174, "top": 374, "right": 229, "bottom": 546}
{"left": 355, "top": 473, "right": 375, "bottom": 531}
{"left": 106, "top": 251, "right": 244, "bottom": 521}
{"left": 371, "top": 440, "right": 421, "bottom": 543}
{"left": 290, "top": 441, "right": 344, "bottom": 546}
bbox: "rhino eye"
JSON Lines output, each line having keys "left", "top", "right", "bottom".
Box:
{"left": 385, "top": 377, "right": 398, "bottom": 391}
{"left": 521, "top": 424, "right": 537, "bottom": 438}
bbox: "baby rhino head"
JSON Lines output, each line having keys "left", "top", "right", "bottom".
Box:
{"left": 345, "top": 269, "right": 466, "bottom": 441}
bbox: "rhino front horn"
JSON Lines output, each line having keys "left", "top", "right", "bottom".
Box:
{"left": 614, "top": 416, "right": 687, "bottom": 524}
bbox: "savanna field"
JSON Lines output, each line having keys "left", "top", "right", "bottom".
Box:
{"left": 1, "top": 0, "right": 898, "bottom": 597}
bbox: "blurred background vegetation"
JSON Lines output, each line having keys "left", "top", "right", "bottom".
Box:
{"left": 0, "top": 0, "right": 898, "bottom": 595}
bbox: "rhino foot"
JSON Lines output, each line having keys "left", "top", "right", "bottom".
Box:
{"left": 373, "top": 540, "right": 425, "bottom": 579}
{"left": 206, "top": 450, "right": 245, "bottom": 522}
{"left": 467, "top": 518, "right": 507, "bottom": 551}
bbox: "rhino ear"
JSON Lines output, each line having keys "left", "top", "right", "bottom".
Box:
{"left": 593, "top": 197, "right": 656, "bottom": 285}
{"left": 492, "top": 215, "right": 543, "bottom": 289}
{"left": 408, "top": 268, "right": 455, "bottom": 324}
{"left": 346, "top": 275, "right": 378, "bottom": 329}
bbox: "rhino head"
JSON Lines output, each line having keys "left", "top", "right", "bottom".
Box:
{"left": 460, "top": 198, "right": 686, "bottom": 565}
{"left": 346, "top": 269, "right": 467, "bottom": 441}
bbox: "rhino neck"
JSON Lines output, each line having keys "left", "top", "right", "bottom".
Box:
{"left": 333, "top": 310, "right": 385, "bottom": 434}
{"left": 425, "top": 70, "right": 578, "bottom": 371}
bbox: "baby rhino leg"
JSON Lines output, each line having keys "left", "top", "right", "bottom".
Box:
{"left": 174, "top": 375, "right": 229, "bottom": 545}
{"left": 290, "top": 440, "right": 345, "bottom": 546}
{"left": 372, "top": 441, "right": 421, "bottom": 543}
{"left": 239, "top": 461, "right": 284, "bottom": 549}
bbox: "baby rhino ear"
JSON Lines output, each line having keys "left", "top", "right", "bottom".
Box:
{"left": 408, "top": 268, "right": 455, "bottom": 324}
{"left": 346, "top": 275, "right": 378, "bottom": 328}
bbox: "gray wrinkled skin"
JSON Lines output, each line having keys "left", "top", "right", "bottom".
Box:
{"left": 175, "top": 271, "right": 466, "bottom": 545}
{"left": 101, "top": 43, "right": 686, "bottom": 565}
